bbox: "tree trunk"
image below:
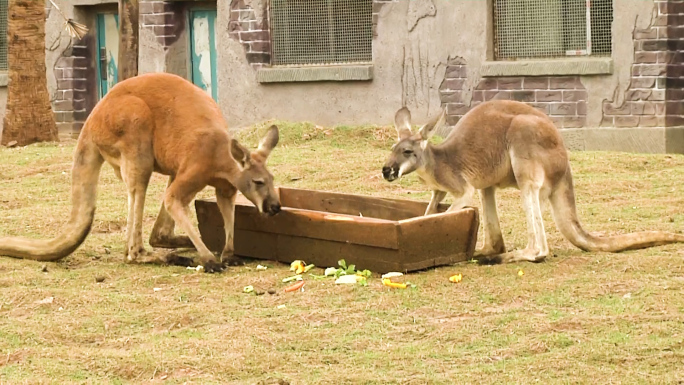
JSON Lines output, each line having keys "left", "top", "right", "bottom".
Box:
{"left": 1, "top": 0, "right": 59, "bottom": 146}
{"left": 118, "top": 0, "right": 139, "bottom": 81}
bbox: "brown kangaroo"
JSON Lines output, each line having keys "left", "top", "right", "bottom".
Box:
{"left": 0, "top": 72, "right": 281, "bottom": 272}
{"left": 382, "top": 100, "right": 683, "bottom": 264}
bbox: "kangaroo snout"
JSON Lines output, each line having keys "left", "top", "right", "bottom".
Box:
{"left": 382, "top": 165, "right": 398, "bottom": 182}
{"left": 263, "top": 200, "right": 281, "bottom": 216}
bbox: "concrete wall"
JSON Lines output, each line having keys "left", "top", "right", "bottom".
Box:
{"left": 216, "top": 0, "right": 652, "bottom": 128}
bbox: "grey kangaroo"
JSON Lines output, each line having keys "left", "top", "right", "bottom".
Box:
{"left": 382, "top": 100, "right": 684, "bottom": 264}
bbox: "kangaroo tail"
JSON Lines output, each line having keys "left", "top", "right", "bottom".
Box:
{"left": 550, "top": 166, "right": 684, "bottom": 252}
{"left": 0, "top": 133, "right": 104, "bottom": 261}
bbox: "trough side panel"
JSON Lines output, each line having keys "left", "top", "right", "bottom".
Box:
{"left": 397, "top": 207, "right": 479, "bottom": 266}
{"left": 234, "top": 206, "right": 400, "bottom": 249}
{"left": 274, "top": 235, "right": 406, "bottom": 274}
{"left": 195, "top": 200, "right": 226, "bottom": 253}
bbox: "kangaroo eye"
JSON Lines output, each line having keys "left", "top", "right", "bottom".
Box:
{"left": 252, "top": 178, "right": 265, "bottom": 186}
{"left": 403, "top": 149, "right": 414, "bottom": 156}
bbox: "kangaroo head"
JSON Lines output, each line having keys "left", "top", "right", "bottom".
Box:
{"left": 382, "top": 107, "right": 446, "bottom": 182}
{"left": 229, "top": 125, "right": 281, "bottom": 216}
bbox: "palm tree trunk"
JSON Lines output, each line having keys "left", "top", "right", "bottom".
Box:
{"left": 1, "top": 0, "right": 59, "bottom": 146}
{"left": 118, "top": 0, "right": 139, "bottom": 81}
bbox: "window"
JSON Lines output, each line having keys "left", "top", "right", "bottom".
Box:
{"left": 493, "top": 0, "right": 612, "bottom": 60}
{"left": 270, "top": 0, "right": 373, "bottom": 66}
{"left": 0, "top": 0, "right": 8, "bottom": 71}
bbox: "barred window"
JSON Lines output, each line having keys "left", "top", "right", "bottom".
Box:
{"left": 493, "top": 0, "right": 613, "bottom": 60}
{"left": 0, "top": 0, "right": 8, "bottom": 71}
{"left": 270, "top": 0, "right": 373, "bottom": 66}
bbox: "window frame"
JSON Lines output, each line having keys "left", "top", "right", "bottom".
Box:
{"left": 0, "top": 0, "right": 9, "bottom": 86}
{"left": 483, "top": 0, "right": 614, "bottom": 77}
{"left": 257, "top": 0, "right": 374, "bottom": 84}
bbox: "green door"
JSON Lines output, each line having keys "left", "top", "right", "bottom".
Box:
{"left": 189, "top": 9, "right": 218, "bottom": 101}
{"left": 97, "top": 13, "right": 120, "bottom": 99}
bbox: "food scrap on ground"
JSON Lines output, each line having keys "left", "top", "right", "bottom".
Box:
{"left": 382, "top": 278, "right": 407, "bottom": 289}
{"left": 335, "top": 275, "right": 364, "bottom": 284}
{"left": 282, "top": 274, "right": 303, "bottom": 283}
{"left": 381, "top": 272, "right": 403, "bottom": 280}
{"left": 449, "top": 273, "right": 463, "bottom": 283}
{"left": 284, "top": 280, "right": 305, "bottom": 292}
{"left": 290, "top": 260, "right": 306, "bottom": 274}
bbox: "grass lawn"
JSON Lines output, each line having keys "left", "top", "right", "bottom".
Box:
{"left": 0, "top": 122, "right": 683, "bottom": 384}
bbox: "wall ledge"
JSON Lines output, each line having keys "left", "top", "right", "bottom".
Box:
{"left": 561, "top": 126, "right": 684, "bottom": 154}
{"left": 257, "top": 64, "right": 373, "bottom": 83}
{"left": 482, "top": 58, "right": 613, "bottom": 77}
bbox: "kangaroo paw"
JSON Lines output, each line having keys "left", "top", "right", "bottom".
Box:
{"left": 221, "top": 252, "right": 245, "bottom": 267}
{"left": 491, "top": 249, "right": 547, "bottom": 264}
{"left": 200, "top": 256, "right": 225, "bottom": 273}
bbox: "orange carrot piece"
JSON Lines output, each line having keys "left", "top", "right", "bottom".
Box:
{"left": 284, "top": 280, "right": 305, "bottom": 292}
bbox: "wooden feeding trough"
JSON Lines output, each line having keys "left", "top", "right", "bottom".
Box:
{"left": 195, "top": 188, "right": 479, "bottom": 273}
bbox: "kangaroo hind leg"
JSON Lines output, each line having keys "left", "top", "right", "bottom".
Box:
{"left": 149, "top": 176, "right": 194, "bottom": 249}
{"left": 474, "top": 187, "right": 507, "bottom": 262}
{"left": 120, "top": 156, "right": 154, "bottom": 263}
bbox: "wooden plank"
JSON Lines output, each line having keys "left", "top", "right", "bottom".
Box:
{"left": 198, "top": 200, "right": 400, "bottom": 250}
{"left": 277, "top": 187, "right": 450, "bottom": 221}
{"left": 397, "top": 207, "right": 479, "bottom": 264}
{"left": 233, "top": 230, "right": 468, "bottom": 274}
{"left": 235, "top": 206, "right": 399, "bottom": 249}
{"left": 234, "top": 230, "right": 277, "bottom": 260}
{"left": 195, "top": 199, "right": 226, "bottom": 252}
{"left": 236, "top": 231, "right": 404, "bottom": 273}
{"left": 274, "top": 235, "right": 404, "bottom": 273}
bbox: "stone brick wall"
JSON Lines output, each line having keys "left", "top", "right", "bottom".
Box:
{"left": 53, "top": 43, "right": 90, "bottom": 136}
{"left": 439, "top": 61, "right": 587, "bottom": 129}
{"left": 601, "top": 0, "right": 669, "bottom": 127}
{"left": 140, "top": 0, "right": 184, "bottom": 48}
{"left": 663, "top": 0, "right": 684, "bottom": 127}
{"left": 438, "top": 57, "right": 467, "bottom": 126}
{"left": 473, "top": 76, "right": 587, "bottom": 129}
{"left": 228, "top": 0, "right": 270, "bottom": 69}
{"left": 601, "top": 0, "right": 684, "bottom": 128}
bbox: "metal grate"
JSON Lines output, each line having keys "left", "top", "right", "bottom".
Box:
{"left": 494, "top": 0, "right": 613, "bottom": 60}
{"left": 270, "top": 0, "right": 373, "bottom": 66}
{"left": 0, "top": 0, "right": 7, "bottom": 71}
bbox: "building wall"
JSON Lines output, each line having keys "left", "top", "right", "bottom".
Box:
{"left": 214, "top": 0, "right": 646, "bottom": 125}
{"left": 214, "top": 0, "right": 684, "bottom": 152}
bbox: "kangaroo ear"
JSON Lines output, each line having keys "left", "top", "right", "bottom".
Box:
{"left": 230, "top": 139, "right": 251, "bottom": 170}
{"left": 394, "top": 107, "right": 413, "bottom": 140}
{"left": 418, "top": 107, "right": 446, "bottom": 141}
{"left": 256, "top": 125, "right": 279, "bottom": 159}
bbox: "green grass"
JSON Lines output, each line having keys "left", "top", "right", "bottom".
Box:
{"left": 0, "top": 122, "right": 683, "bottom": 384}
